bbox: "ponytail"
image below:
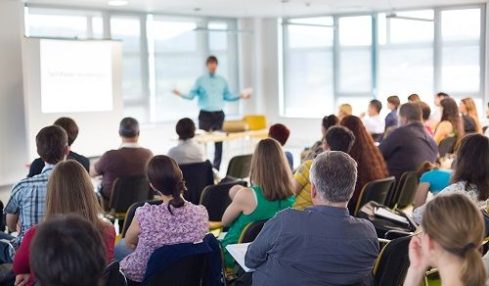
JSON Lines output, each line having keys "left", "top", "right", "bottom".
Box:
{"left": 146, "top": 155, "right": 188, "bottom": 215}
{"left": 460, "top": 247, "right": 486, "bottom": 286}
{"left": 167, "top": 180, "right": 186, "bottom": 215}
{"left": 422, "top": 194, "right": 487, "bottom": 286}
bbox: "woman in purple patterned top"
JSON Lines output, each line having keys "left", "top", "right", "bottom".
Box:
{"left": 119, "top": 155, "right": 209, "bottom": 282}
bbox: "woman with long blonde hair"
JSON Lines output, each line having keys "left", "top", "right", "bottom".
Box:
{"left": 220, "top": 138, "right": 295, "bottom": 268}
{"left": 460, "top": 97, "right": 482, "bottom": 134}
{"left": 404, "top": 193, "right": 486, "bottom": 286}
{"left": 13, "top": 160, "right": 115, "bottom": 286}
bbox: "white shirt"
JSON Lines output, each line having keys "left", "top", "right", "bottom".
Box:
{"left": 168, "top": 139, "right": 206, "bottom": 165}
{"left": 120, "top": 142, "right": 141, "bottom": 149}
{"left": 363, "top": 115, "right": 385, "bottom": 134}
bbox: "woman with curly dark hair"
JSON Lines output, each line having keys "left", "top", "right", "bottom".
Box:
{"left": 434, "top": 97, "right": 465, "bottom": 144}
{"left": 340, "top": 115, "right": 389, "bottom": 213}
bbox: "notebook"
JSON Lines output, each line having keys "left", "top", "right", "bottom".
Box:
{"left": 226, "top": 243, "right": 255, "bottom": 272}
{"left": 374, "top": 207, "right": 410, "bottom": 226}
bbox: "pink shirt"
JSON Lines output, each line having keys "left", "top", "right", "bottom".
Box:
{"left": 120, "top": 201, "right": 208, "bottom": 282}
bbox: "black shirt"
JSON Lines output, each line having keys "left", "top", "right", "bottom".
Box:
{"left": 27, "top": 151, "right": 90, "bottom": 177}
{"left": 379, "top": 122, "right": 438, "bottom": 178}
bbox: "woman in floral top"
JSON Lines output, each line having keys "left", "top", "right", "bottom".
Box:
{"left": 120, "top": 155, "right": 209, "bottom": 282}
{"left": 413, "top": 134, "right": 489, "bottom": 224}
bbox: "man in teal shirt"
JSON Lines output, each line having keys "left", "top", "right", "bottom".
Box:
{"left": 173, "top": 56, "right": 251, "bottom": 169}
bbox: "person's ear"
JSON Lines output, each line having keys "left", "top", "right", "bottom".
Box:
{"left": 311, "top": 184, "right": 317, "bottom": 200}
{"left": 63, "top": 145, "right": 70, "bottom": 157}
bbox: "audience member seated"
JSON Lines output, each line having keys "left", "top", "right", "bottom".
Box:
{"left": 362, "top": 99, "right": 385, "bottom": 139}
{"left": 245, "top": 151, "right": 379, "bottom": 285}
{"left": 459, "top": 97, "right": 482, "bottom": 134}
{"left": 13, "top": 160, "right": 115, "bottom": 286}
{"left": 379, "top": 103, "right": 438, "bottom": 179}
{"left": 418, "top": 101, "right": 434, "bottom": 136}
{"left": 269, "top": 123, "right": 294, "bottom": 170}
{"left": 293, "top": 126, "right": 355, "bottom": 210}
{"left": 385, "top": 95, "right": 400, "bottom": 136}
{"left": 413, "top": 161, "right": 452, "bottom": 208}
{"left": 118, "top": 155, "right": 208, "bottom": 283}
{"left": 429, "top": 92, "right": 450, "bottom": 132}
{"left": 404, "top": 194, "right": 486, "bottom": 286}
{"left": 168, "top": 117, "right": 206, "bottom": 164}
{"left": 91, "top": 117, "right": 153, "bottom": 209}
{"left": 408, "top": 93, "right": 421, "bottom": 103}
{"left": 4, "top": 125, "right": 68, "bottom": 248}
{"left": 30, "top": 215, "right": 107, "bottom": 286}
{"left": 413, "top": 134, "right": 489, "bottom": 224}
{"left": 433, "top": 97, "right": 465, "bottom": 145}
{"left": 220, "top": 139, "right": 295, "bottom": 268}
{"left": 301, "top": 114, "right": 339, "bottom": 162}
{"left": 337, "top": 103, "right": 352, "bottom": 121}
{"left": 28, "top": 117, "right": 89, "bottom": 177}
{"left": 341, "top": 116, "right": 389, "bottom": 213}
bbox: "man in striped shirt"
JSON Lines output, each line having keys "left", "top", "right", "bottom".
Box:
{"left": 4, "top": 125, "right": 68, "bottom": 248}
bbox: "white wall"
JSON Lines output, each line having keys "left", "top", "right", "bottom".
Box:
{"left": 0, "top": 1, "right": 28, "bottom": 186}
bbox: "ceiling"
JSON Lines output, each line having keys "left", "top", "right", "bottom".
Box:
{"left": 23, "top": 0, "right": 486, "bottom": 17}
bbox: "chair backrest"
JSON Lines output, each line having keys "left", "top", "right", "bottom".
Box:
{"left": 179, "top": 160, "right": 214, "bottom": 205}
{"left": 238, "top": 220, "right": 268, "bottom": 243}
{"left": 109, "top": 176, "right": 152, "bottom": 213}
{"left": 394, "top": 171, "right": 419, "bottom": 209}
{"left": 354, "top": 177, "right": 396, "bottom": 216}
{"left": 226, "top": 154, "right": 252, "bottom": 179}
{"left": 121, "top": 200, "right": 163, "bottom": 238}
{"left": 144, "top": 253, "right": 208, "bottom": 286}
{"left": 200, "top": 180, "right": 247, "bottom": 221}
{"left": 373, "top": 236, "right": 412, "bottom": 286}
{"left": 438, "top": 136, "right": 457, "bottom": 158}
{"left": 103, "top": 261, "right": 127, "bottom": 286}
{"left": 143, "top": 238, "right": 218, "bottom": 286}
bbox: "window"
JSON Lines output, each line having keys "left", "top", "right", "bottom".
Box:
{"left": 377, "top": 10, "right": 434, "bottom": 102}
{"left": 338, "top": 16, "right": 372, "bottom": 94}
{"left": 148, "top": 17, "right": 202, "bottom": 122}
{"left": 282, "top": 17, "right": 334, "bottom": 117}
{"left": 282, "top": 6, "right": 485, "bottom": 118}
{"left": 25, "top": 7, "right": 103, "bottom": 39}
{"left": 110, "top": 16, "right": 148, "bottom": 121}
{"left": 440, "top": 8, "right": 481, "bottom": 93}
{"left": 24, "top": 6, "right": 240, "bottom": 123}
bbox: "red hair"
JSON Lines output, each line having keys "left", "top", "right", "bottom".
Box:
{"left": 268, "top": 124, "right": 290, "bottom": 146}
{"left": 340, "top": 116, "right": 389, "bottom": 207}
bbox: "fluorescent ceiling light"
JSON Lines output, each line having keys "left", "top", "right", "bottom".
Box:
{"left": 108, "top": 0, "right": 128, "bottom": 6}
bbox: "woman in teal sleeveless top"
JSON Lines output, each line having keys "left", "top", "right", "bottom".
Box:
{"left": 220, "top": 139, "right": 296, "bottom": 268}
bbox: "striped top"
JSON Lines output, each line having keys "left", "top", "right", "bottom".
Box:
{"left": 293, "top": 160, "right": 313, "bottom": 210}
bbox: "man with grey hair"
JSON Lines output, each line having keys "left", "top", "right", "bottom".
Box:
{"left": 245, "top": 151, "right": 379, "bottom": 286}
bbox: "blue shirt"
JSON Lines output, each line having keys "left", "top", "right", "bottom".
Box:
{"left": 420, "top": 169, "right": 452, "bottom": 194}
{"left": 182, "top": 73, "right": 239, "bottom": 112}
{"left": 5, "top": 164, "right": 54, "bottom": 246}
{"left": 245, "top": 206, "right": 379, "bottom": 286}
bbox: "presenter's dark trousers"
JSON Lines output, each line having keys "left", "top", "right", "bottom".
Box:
{"left": 199, "top": 110, "right": 225, "bottom": 170}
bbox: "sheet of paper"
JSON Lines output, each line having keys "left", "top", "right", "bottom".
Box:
{"left": 226, "top": 243, "right": 255, "bottom": 272}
